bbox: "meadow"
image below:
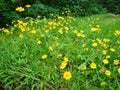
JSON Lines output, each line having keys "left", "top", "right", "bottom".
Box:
{"left": 0, "top": 13, "right": 120, "bottom": 90}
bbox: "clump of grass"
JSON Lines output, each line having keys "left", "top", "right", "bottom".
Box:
{"left": 0, "top": 14, "right": 120, "bottom": 90}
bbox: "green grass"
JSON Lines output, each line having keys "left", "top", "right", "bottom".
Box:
{"left": 0, "top": 14, "right": 120, "bottom": 90}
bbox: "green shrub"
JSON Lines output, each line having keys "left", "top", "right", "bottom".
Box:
{"left": 0, "top": 0, "right": 20, "bottom": 27}
{"left": 2, "top": 0, "right": 120, "bottom": 27}
{"left": 40, "top": 0, "right": 106, "bottom": 16}
{"left": 69, "top": 0, "right": 106, "bottom": 16}
{"left": 96, "top": 0, "right": 120, "bottom": 14}
{"left": 24, "top": 2, "right": 59, "bottom": 18}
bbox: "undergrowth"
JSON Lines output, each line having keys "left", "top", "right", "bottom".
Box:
{"left": 0, "top": 14, "right": 120, "bottom": 90}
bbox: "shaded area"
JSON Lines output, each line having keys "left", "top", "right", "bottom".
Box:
{"left": 0, "top": 0, "right": 120, "bottom": 27}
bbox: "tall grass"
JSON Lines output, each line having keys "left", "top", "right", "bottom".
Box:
{"left": 0, "top": 14, "right": 120, "bottom": 90}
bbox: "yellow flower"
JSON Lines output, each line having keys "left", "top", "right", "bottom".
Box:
{"left": 110, "top": 48, "right": 115, "bottom": 52}
{"left": 118, "top": 68, "right": 120, "bottom": 73}
{"left": 25, "top": 5, "right": 31, "bottom": 8}
{"left": 72, "top": 30, "right": 78, "bottom": 34}
{"left": 91, "top": 27, "right": 100, "bottom": 32}
{"left": 57, "top": 54, "right": 62, "bottom": 57}
{"left": 63, "top": 71, "right": 72, "bottom": 80}
{"left": 41, "top": 54, "right": 47, "bottom": 59}
{"left": 114, "top": 30, "right": 120, "bottom": 36}
{"left": 77, "top": 33, "right": 82, "bottom": 37}
{"left": 60, "top": 61, "right": 67, "bottom": 69}
{"left": 31, "top": 30, "right": 36, "bottom": 34}
{"left": 55, "top": 42, "right": 59, "bottom": 46}
{"left": 58, "top": 16, "right": 64, "bottom": 20}
{"left": 64, "top": 57, "right": 68, "bottom": 62}
{"left": 15, "top": 7, "right": 24, "bottom": 12}
{"left": 18, "top": 25, "right": 25, "bottom": 32}
{"left": 106, "top": 55, "right": 111, "bottom": 59}
{"left": 58, "top": 28, "right": 63, "bottom": 34}
{"left": 92, "top": 42, "right": 97, "bottom": 47}
{"left": 84, "top": 48, "right": 89, "bottom": 51}
{"left": 105, "top": 70, "right": 111, "bottom": 76}
{"left": 53, "top": 36, "right": 58, "bottom": 40}
{"left": 103, "top": 38, "right": 110, "bottom": 43}
{"left": 82, "top": 44, "right": 86, "bottom": 48}
{"left": 81, "top": 65, "right": 87, "bottom": 70}
{"left": 96, "top": 38, "right": 102, "bottom": 44}
{"left": 103, "top": 59, "right": 109, "bottom": 64}
{"left": 96, "top": 18, "right": 99, "bottom": 20}
{"left": 100, "top": 82, "right": 106, "bottom": 87}
{"left": 96, "top": 25, "right": 100, "bottom": 28}
{"left": 102, "top": 43, "right": 108, "bottom": 49}
{"left": 19, "top": 34, "right": 23, "bottom": 38}
{"left": 3, "top": 29, "right": 10, "bottom": 34}
{"left": 116, "top": 40, "right": 120, "bottom": 44}
{"left": 102, "top": 50, "right": 107, "bottom": 55}
{"left": 113, "top": 59, "right": 119, "bottom": 65}
{"left": 81, "top": 34, "right": 86, "bottom": 38}
{"left": 45, "top": 30, "right": 49, "bottom": 33}
{"left": 37, "top": 40, "right": 42, "bottom": 44}
{"left": 89, "top": 24, "right": 92, "bottom": 27}
{"left": 37, "top": 15, "right": 41, "bottom": 18}
{"left": 48, "top": 46, "right": 53, "bottom": 51}
{"left": 48, "top": 21, "right": 53, "bottom": 25}
{"left": 64, "top": 26, "right": 69, "bottom": 31}
{"left": 90, "top": 63, "right": 96, "bottom": 69}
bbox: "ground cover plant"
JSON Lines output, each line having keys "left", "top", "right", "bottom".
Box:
{"left": 0, "top": 13, "right": 120, "bottom": 90}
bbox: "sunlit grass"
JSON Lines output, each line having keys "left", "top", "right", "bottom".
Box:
{"left": 0, "top": 14, "right": 120, "bottom": 90}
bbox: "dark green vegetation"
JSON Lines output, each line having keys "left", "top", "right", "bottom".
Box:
{"left": 0, "top": 0, "right": 120, "bottom": 27}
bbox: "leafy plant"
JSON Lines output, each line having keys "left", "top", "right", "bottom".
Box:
{"left": 0, "top": 14, "right": 120, "bottom": 89}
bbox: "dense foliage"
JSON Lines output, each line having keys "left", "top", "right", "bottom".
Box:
{"left": 0, "top": 14, "right": 120, "bottom": 90}
{"left": 0, "top": 0, "right": 120, "bottom": 27}
{"left": 96, "top": 0, "right": 120, "bottom": 14}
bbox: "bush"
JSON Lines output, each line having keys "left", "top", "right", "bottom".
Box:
{"left": 40, "top": 0, "right": 106, "bottom": 16}
{"left": 2, "top": 0, "right": 120, "bottom": 27}
{"left": 0, "top": 0, "right": 21, "bottom": 27}
{"left": 0, "top": 0, "right": 59, "bottom": 27}
{"left": 24, "top": 2, "right": 59, "bottom": 18}
{"left": 96, "top": 0, "right": 120, "bottom": 14}
{"left": 68, "top": 0, "right": 106, "bottom": 16}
